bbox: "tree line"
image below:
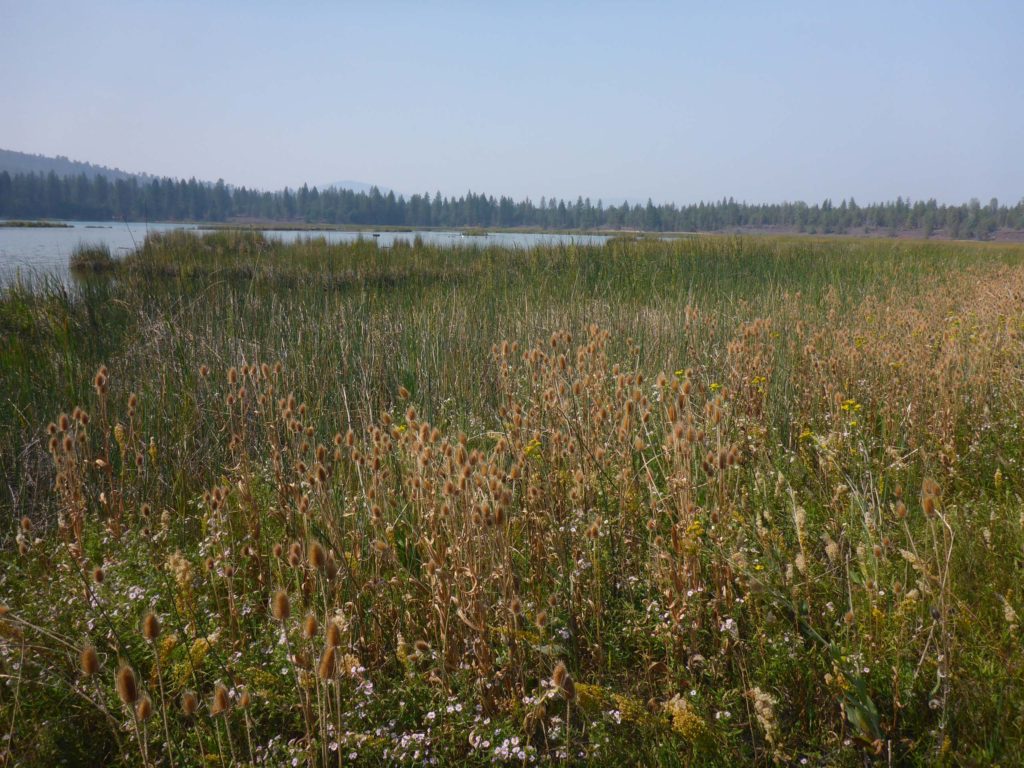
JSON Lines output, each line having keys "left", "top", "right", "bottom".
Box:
{"left": 1, "top": 170, "right": 1022, "bottom": 238}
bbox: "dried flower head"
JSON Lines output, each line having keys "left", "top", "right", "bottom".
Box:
{"left": 80, "top": 645, "right": 99, "bottom": 677}
{"left": 271, "top": 589, "right": 290, "bottom": 622}
{"left": 116, "top": 666, "right": 138, "bottom": 706}
{"left": 141, "top": 612, "right": 161, "bottom": 642}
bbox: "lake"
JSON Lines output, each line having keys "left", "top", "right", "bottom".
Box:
{"left": 0, "top": 222, "right": 611, "bottom": 281}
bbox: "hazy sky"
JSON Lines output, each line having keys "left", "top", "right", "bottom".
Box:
{"left": 2, "top": 1, "right": 1021, "bottom": 204}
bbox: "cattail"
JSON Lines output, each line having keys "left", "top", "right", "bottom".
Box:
{"left": 325, "top": 622, "right": 342, "bottom": 647}
{"left": 80, "top": 645, "right": 99, "bottom": 677}
{"left": 141, "top": 612, "right": 161, "bottom": 642}
{"left": 308, "top": 541, "right": 326, "bottom": 571}
{"left": 181, "top": 691, "right": 198, "bottom": 717}
{"left": 271, "top": 589, "right": 290, "bottom": 622}
{"left": 303, "top": 614, "right": 319, "bottom": 639}
{"left": 116, "top": 666, "right": 138, "bottom": 706}
{"left": 136, "top": 695, "right": 153, "bottom": 721}
{"left": 318, "top": 646, "right": 337, "bottom": 680}
{"left": 211, "top": 683, "right": 230, "bottom": 716}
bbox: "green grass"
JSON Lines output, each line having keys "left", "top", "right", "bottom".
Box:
{"left": 2, "top": 231, "right": 1024, "bottom": 765}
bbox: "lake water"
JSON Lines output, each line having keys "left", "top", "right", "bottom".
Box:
{"left": 0, "top": 222, "right": 610, "bottom": 281}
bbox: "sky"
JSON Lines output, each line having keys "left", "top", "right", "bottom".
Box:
{"left": 1, "top": 1, "right": 1022, "bottom": 205}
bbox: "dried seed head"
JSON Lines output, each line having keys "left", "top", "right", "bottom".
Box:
{"left": 325, "top": 622, "right": 342, "bottom": 648}
{"left": 116, "top": 666, "right": 138, "bottom": 706}
{"left": 414, "top": 639, "right": 431, "bottom": 654}
{"left": 308, "top": 541, "right": 326, "bottom": 571}
{"left": 303, "top": 614, "right": 319, "bottom": 639}
{"left": 80, "top": 645, "right": 99, "bottom": 677}
{"left": 141, "top": 612, "right": 161, "bottom": 642}
{"left": 181, "top": 691, "right": 198, "bottom": 717}
{"left": 922, "top": 495, "right": 936, "bottom": 517}
{"left": 552, "top": 661, "right": 576, "bottom": 701}
{"left": 271, "top": 589, "right": 290, "bottom": 622}
{"left": 318, "top": 646, "right": 337, "bottom": 680}
{"left": 136, "top": 695, "right": 153, "bottom": 721}
{"left": 535, "top": 610, "right": 548, "bottom": 629}
{"left": 93, "top": 566, "right": 105, "bottom": 584}
{"left": 510, "top": 596, "right": 523, "bottom": 616}
{"left": 211, "top": 683, "right": 230, "bottom": 716}
{"left": 238, "top": 689, "right": 251, "bottom": 709}
{"left": 551, "top": 661, "right": 568, "bottom": 688}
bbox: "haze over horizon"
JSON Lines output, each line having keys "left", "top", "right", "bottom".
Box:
{"left": 2, "top": 1, "right": 1022, "bottom": 206}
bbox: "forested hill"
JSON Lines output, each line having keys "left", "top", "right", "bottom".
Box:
{"left": 1, "top": 165, "right": 1022, "bottom": 239}
{"left": 0, "top": 148, "right": 148, "bottom": 183}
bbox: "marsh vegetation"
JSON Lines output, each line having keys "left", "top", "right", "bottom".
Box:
{"left": 3, "top": 232, "right": 1024, "bottom": 765}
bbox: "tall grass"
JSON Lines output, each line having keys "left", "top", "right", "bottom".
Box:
{"left": 2, "top": 231, "right": 1024, "bottom": 764}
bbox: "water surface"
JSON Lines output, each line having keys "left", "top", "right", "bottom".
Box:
{"left": 0, "top": 223, "right": 610, "bottom": 281}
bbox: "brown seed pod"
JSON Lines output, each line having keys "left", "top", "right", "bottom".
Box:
{"left": 116, "top": 666, "right": 138, "bottom": 706}
{"left": 325, "top": 622, "right": 342, "bottom": 648}
{"left": 141, "top": 612, "right": 161, "bottom": 642}
{"left": 80, "top": 645, "right": 99, "bottom": 677}
{"left": 211, "top": 683, "right": 230, "bottom": 716}
{"left": 318, "top": 646, "right": 337, "bottom": 680}
{"left": 181, "top": 691, "right": 199, "bottom": 717}
{"left": 271, "top": 589, "right": 290, "bottom": 622}
{"left": 136, "top": 695, "right": 153, "bottom": 721}
{"left": 308, "top": 541, "right": 326, "bottom": 571}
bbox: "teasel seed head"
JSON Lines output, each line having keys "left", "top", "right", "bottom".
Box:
{"left": 325, "top": 621, "right": 342, "bottom": 648}
{"left": 136, "top": 695, "right": 153, "bottom": 721}
{"left": 80, "top": 645, "right": 99, "bottom": 677}
{"left": 318, "top": 646, "right": 337, "bottom": 680}
{"left": 303, "top": 614, "right": 319, "bottom": 639}
{"left": 211, "top": 683, "right": 230, "bottom": 716}
{"left": 116, "top": 665, "right": 138, "bottom": 706}
{"left": 308, "top": 541, "right": 326, "bottom": 571}
{"left": 181, "top": 691, "right": 198, "bottom": 717}
{"left": 271, "top": 589, "right": 290, "bottom": 622}
{"left": 141, "top": 612, "right": 161, "bottom": 642}
{"left": 552, "top": 661, "right": 576, "bottom": 701}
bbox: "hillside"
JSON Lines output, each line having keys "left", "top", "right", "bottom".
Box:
{"left": 0, "top": 148, "right": 147, "bottom": 182}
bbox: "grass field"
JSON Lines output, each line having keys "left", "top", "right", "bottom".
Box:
{"left": 2, "top": 231, "right": 1024, "bottom": 765}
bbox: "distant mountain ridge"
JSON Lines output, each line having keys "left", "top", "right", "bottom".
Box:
{"left": 0, "top": 148, "right": 153, "bottom": 182}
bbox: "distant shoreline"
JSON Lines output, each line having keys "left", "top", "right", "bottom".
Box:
{"left": 4, "top": 216, "right": 1024, "bottom": 242}
{"left": 0, "top": 220, "right": 72, "bottom": 228}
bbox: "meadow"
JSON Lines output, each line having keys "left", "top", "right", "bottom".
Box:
{"left": 2, "top": 231, "right": 1024, "bottom": 765}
